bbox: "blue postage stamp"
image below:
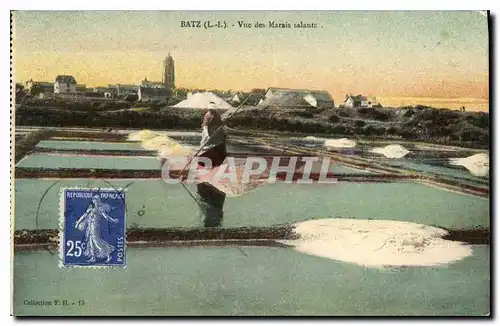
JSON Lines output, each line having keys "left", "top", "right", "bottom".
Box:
{"left": 59, "top": 188, "right": 126, "bottom": 268}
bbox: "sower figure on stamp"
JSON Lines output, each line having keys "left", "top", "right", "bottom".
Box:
{"left": 196, "top": 102, "right": 228, "bottom": 227}
{"left": 75, "top": 194, "right": 118, "bottom": 263}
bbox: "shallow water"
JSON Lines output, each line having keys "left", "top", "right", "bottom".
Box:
{"left": 15, "top": 126, "right": 203, "bottom": 136}
{"left": 13, "top": 245, "right": 490, "bottom": 316}
{"left": 35, "top": 139, "right": 288, "bottom": 156}
{"left": 37, "top": 140, "right": 146, "bottom": 151}
{"left": 376, "top": 160, "right": 488, "bottom": 183}
{"left": 15, "top": 152, "right": 372, "bottom": 175}
{"left": 274, "top": 138, "right": 488, "bottom": 184}
{"left": 15, "top": 179, "right": 489, "bottom": 230}
{"left": 16, "top": 153, "right": 163, "bottom": 170}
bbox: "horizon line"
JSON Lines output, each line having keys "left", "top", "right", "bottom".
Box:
{"left": 13, "top": 80, "right": 489, "bottom": 103}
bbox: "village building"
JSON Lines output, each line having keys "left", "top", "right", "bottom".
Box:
{"left": 343, "top": 94, "right": 380, "bottom": 108}
{"left": 85, "top": 86, "right": 113, "bottom": 98}
{"left": 261, "top": 87, "right": 335, "bottom": 108}
{"left": 24, "top": 79, "right": 54, "bottom": 97}
{"left": 141, "top": 77, "right": 164, "bottom": 89}
{"left": 138, "top": 86, "right": 170, "bottom": 102}
{"left": 54, "top": 75, "right": 77, "bottom": 94}
{"left": 230, "top": 92, "right": 266, "bottom": 106}
{"left": 109, "top": 84, "right": 138, "bottom": 96}
{"left": 231, "top": 93, "right": 242, "bottom": 103}
{"left": 76, "top": 84, "right": 87, "bottom": 92}
{"left": 90, "top": 86, "right": 111, "bottom": 93}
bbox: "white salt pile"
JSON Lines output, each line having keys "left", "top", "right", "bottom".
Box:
{"left": 157, "top": 144, "right": 196, "bottom": 158}
{"left": 370, "top": 144, "right": 410, "bottom": 159}
{"left": 127, "top": 130, "right": 162, "bottom": 142}
{"left": 323, "top": 138, "right": 357, "bottom": 148}
{"left": 304, "top": 136, "right": 324, "bottom": 141}
{"left": 279, "top": 218, "right": 472, "bottom": 269}
{"left": 128, "top": 130, "right": 196, "bottom": 158}
{"left": 141, "top": 136, "right": 178, "bottom": 151}
{"left": 301, "top": 136, "right": 324, "bottom": 148}
{"left": 449, "top": 153, "right": 489, "bottom": 177}
{"left": 173, "top": 92, "right": 233, "bottom": 109}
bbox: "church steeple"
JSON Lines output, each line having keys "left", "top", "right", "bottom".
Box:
{"left": 163, "top": 53, "right": 175, "bottom": 90}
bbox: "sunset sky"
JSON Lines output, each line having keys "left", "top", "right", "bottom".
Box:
{"left": 12, "top": 11, "right": 489, "bottom": 110}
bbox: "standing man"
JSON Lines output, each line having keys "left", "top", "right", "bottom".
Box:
{"left": 196, "top": 102, "right": 228, "bottom": 227}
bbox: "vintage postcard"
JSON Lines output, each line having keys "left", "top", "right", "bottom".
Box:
{"left": 11, "top": 10, "right": 490, "bottom": 316}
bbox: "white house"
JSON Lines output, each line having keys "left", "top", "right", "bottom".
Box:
{"left": 231, "top": 93, "right": 242, "bottom": 103}
{"left": 138, "top": 87, "right": 170, "bottom": 102}
{"left": 344, "top": 94, "right": 379, "bottom": 108}
{"left": 54, "top": 75, "right": 77, "bottom": 94}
